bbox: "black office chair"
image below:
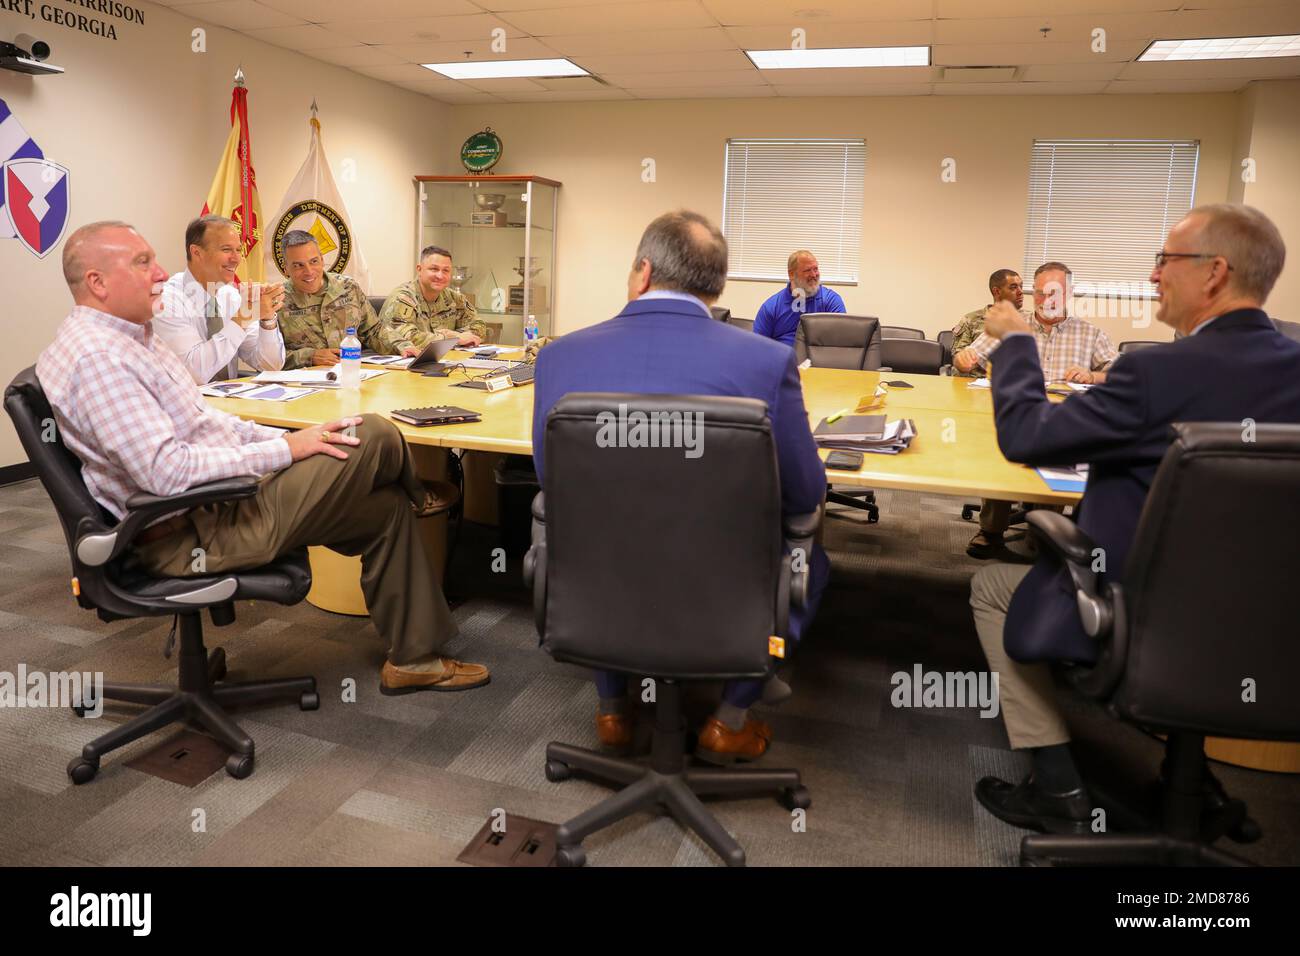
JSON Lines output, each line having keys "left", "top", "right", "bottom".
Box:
{"left": 796, "top": 313, "right": 882, "bottom": 522}
{"left": 1118, "top": 340, "right": 1161, "bottom": 353}
{"left": 4, "top": 368, "right": 318, "bottom": 784}
{"left": 709, "top": 305, "right": 731, "bottom": 323}
{"left": 729, "top": 316, "right": 755, "bottom": 334}
{"left": 795, "top": 313, "right": 882, "bottom": 370}
{"left": 367, "top": 295, "right": 388, "bottom": 316}
{"left": 881, "top": 338, "right": 943, "bottom": 375}
{"left": 936, "top": 329, "right": 955, "bottom": 365}
{"left": 881, "top": 325, "right": 925, "bottom": 340}
{"left": 524, "top": 393, "right": 815, "bottom": 867}
{"left": 1019, "top": 422, "right": 1300, "bottom": 866}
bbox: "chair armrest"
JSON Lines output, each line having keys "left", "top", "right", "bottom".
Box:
{"left": 1025, "top": 510, "right": 1114, "bottom": 639}
{"left": 75, "top": 476, "right": 262, "bottom": 567}
{"left": 782, "top": 504, "right": 823, "bottom": 615}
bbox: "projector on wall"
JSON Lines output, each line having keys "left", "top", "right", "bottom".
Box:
{"left": 0, "top": 36, "right": 65, "bottom": 76}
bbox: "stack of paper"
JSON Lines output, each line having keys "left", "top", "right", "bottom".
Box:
{"left": 813, "top": 414, "right": 917, "bottom": 454}
{"left": 201, "top": 381, "right": 322, "bottom": 402}
{"left": 1036, "top": 464, "right": 1089, "bottom": 492}
{"left": 361, "top": 353, "right": 414, "bottom": 368}
{"left": 252, "top": 368, "right": 387, "bottom": 387}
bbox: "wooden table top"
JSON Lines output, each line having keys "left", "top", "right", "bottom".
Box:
{"left": 204, "top": 357, "right": 1080, "bottom": 505}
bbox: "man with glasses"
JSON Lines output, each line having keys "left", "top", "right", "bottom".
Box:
{"left": 967, "top": 204, "right": 1300, "bottom": 835}
{"left": 960, "top": 262, "right": 1118, "bottom": 557}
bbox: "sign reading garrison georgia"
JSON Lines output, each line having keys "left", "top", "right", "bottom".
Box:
{"left": 271, "top": 199, "right": 352, "bottom": 277}
{"left": 461, "top": 128, "right": 503, "bottom": 173}
{"left": 3, "top": 0, "right": 147, "bottom": 42}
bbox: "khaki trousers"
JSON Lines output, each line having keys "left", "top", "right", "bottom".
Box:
{"left": 133, "top": 414, "right": 453, "bottom": 665}
{"left": 978, "top": 498, "right": 1013, "bottom": 534}
{"left": 970, "top": 562, "right": 1070, "bottom": 749}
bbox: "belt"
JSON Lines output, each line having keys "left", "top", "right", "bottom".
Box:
{"left": 135, "top": 514, "right": 192, "bottom": 547}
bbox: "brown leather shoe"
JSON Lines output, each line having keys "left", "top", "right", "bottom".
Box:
{"left": 413, "top": 480, "right": 461, "bottom": 519}
{"left": 694, "top": 716, "right": 772, "bottom": 765}
{"left": 380, "top": 658, "right": 490, "bottom": 695}
{"left": 595, "top": 712, "right": 633, "bottom": 750}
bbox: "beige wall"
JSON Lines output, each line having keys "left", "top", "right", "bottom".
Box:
{"left": 0, "top": 1, "right": 447, "bottom": 467}
{"left": 1235, "top": 80, "right": 1300, "bottom": 320}
{"left": 440, "top": 92, "right": 1257, "bottom": 347}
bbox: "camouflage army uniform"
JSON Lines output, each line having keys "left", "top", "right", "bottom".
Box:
{"left": 378, "top": 279, "right": 486, "bottom": 350}
{"left": 951, "top": 306, "right": 992, "bottom": 356}
{"left": 277, "top": 272, "right": 400, "bottom": 369}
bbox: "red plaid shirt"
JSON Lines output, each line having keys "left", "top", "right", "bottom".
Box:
{"left": 35, "top": 306, "right": 291, "bottom": 520}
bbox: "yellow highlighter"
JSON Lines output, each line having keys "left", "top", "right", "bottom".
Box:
{"left": 825, "top": 407, "right": 852, "bottom": 424}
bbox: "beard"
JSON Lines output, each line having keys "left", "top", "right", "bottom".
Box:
{"left": 795, "top": 279, "right": 820, "bottom": 297}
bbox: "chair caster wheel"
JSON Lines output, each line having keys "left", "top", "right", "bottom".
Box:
{"left": 299, "top": 692, "right": 320, "bottom": 711}
{"left": 867, "top": 512, "right": 879, "bottom": 524}
{"left": 208, "top": 649, "right": 228, "bottom": 682}
{"left": 962, "top": 505, "right": 979, "bottom": 521}
{"left": 545, "top": 760, "right": 571, "bottom": 783}
{"left": 71, "top": 702, "right": 89, "bottom": 718}
{"left": 67, "top": 757, "right": 98, "bottom": 785}
{"left": 555, "top": 845, "right": 586, "bottom": 868}
{"left": 226, "top": 753, "right": 254, "bottom": 779}
{"left": 780, "top": 786, "right": 812, "bottom": 811}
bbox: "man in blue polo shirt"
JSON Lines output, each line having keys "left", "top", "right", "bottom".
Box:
{"left": 753, "top": 249, "right": 846, "bottom": 345}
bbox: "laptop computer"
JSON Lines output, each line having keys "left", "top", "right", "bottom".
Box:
{"left": 406, "top": 337, "right": 458, "bottom": 375}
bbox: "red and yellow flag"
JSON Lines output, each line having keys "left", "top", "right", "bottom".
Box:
{"left": 200, "top": 76, "right": 264, "bottom": 283}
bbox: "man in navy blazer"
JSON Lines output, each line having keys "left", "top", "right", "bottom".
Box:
{"left": 970, "top": 204, "right": 1300, "bottom": 834}
{"left": 532, "top": 210, "right": 828, "bottom": 764}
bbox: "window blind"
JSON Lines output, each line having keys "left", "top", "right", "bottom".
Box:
{"left": 1023, "top": 139, "right": 1199, "bottom": 297}
{"left": 723, "top": 138, "right": 866, "bottom": 283}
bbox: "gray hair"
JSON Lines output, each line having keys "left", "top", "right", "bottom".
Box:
{"left": 280, "top": 229, "right": 318, "bottom": 259}
{"left": 62, "top": 220, "right": 135, "bottom": 289}
{"left": 787, "top": 249, "right": 816, "bottom": 275}
{"left": 1190, "top": 203, "right": 1286, "bottom": 303}
{"left": 632, "top": 210, "right": 728, "bottom": 300}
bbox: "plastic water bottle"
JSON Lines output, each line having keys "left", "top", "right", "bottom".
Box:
{"left": 339, "top": 327, "right": 362, "bottom": 390}
{"left": 524, "top": 313, "right": 539, "bottom": 343}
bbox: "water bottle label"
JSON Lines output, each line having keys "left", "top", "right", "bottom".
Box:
{"left": 341, "top": 345, "right": 361, "bottom": 360}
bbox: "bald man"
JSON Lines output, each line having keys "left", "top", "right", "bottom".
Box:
{"left": 36, "top": 221, "right": 490, "bottom": 695}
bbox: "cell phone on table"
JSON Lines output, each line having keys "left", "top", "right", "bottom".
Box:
{"left": 825, "top": 450, "right": 865, "bottom": 470}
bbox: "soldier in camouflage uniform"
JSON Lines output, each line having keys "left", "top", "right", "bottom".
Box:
{"left": 951, "top": 269, "right": 1024, "bottom": 374}
{"left": 379, "top": 245, "right": 487, "bottom": 351}
{"left": 276, "top": 231, "right": 413, "bottom": 368}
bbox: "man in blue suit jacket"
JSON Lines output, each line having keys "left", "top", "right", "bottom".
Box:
{"left": 532, "top": 210, "right": 828, "bottom": 764}
{"left": 969, "top": 203, "right": 1300, "bottom": 834}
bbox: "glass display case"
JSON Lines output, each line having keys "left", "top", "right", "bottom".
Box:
{"left": 414, "top": 175, "right": 560, "bottom": 345}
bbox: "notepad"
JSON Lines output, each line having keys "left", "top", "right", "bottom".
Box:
{"left": 1036, "top": 465, "right": 1089, "bottom": 493}
{"left": 253, "top": 368, "right": 386, "bottom": 386}
{"left": 813, "top": 414, "right": 887, "bottom": 443}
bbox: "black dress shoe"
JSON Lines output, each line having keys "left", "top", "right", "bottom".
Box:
{"left": 976, "top": 774, "right": 1092, "bottom": 834}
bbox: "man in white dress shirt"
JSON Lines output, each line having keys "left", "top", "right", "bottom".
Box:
{"left": 154, "top": 214, "right": 286, "bottom": 384}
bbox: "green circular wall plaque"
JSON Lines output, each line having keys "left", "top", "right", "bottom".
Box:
{"left": 461, "top": 128, "right": 503, "bottom": 173}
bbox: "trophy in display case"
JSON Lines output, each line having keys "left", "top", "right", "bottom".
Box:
{"left": 508, "top": 256, "right": 544, "bottom": 315}
{"left": 450, "top": 265, "right": 474, "bottom": 306}
{"left": 471, "top": 192, "right": 507, "bottom": 227}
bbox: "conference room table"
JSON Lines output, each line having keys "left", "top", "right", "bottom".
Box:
{"left": 202, "top": 353, "right": 1296, "bottom": 777}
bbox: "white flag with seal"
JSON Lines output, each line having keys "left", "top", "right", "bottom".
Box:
{"left": 266, "top": 106, "right": 372, "bottom": 293}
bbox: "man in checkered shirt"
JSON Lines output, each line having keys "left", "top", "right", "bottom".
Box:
{"left": 36, "top": 221, "right": 490, "bottom": 695}
{"left": 957, "top": 262, "right": 1118, "bottom": 559}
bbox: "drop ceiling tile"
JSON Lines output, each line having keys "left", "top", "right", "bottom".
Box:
{"left": 496, "top": 88, "right": 637, "bottom": 101}
{"left": 542, "top": 27, "right": 736, "bottom": 55}
{"left": 1019, "top": 61, "right": 1126, "bottom": 81}
{"left": 461, "top": 77, "right": 551, "bottom": 92}
{"left": 766, "top": 66, "right": 937, "bottom": 85}
{"left": 597, "top": 69, "right": 766, "bottom": 88}
{"left": 626, "top": 86, "right": 779, "bottom": 99}
{"left": 1159, "top": 6, "right": 1300, "bottom": 39}
{"left": 242, "top": 24, "right": 360, "bottom": 50}
{"left": 379, "top": 37, "right": 562, "bottom": 61}
{"left": 935, "top": 80, "right": 1109, "bottom": 95}
{"left": 352, "top": 63, "right": 471, "bottom": 88}
{"left": 769, "top": 83, "right": 934, "bottom": 96}
{"left": 936, "top": 0, "right": 1172, "bottom": 15}
{"left": 701, "top": 0, "right": 934, "bottom": 25}
{"left": 1105, "top": 78, "right": 1252, "bottom": 93}
{"left": 723, "top": 21, "right": 935, "bottom": 49}
{"left": 317, "top": 14, "right": 527, "bottom": 46}
{"left": 476, "top": 0, "right": 648, "bottom": 9}
{"left": 424, "top": 90, "right": 506, "bottom": 104}
{"left": 1118, "top": 57, "right": 1300, "bottom": 79}
{"left": 573, "top": 50, "right": 754, "bottom": 73}
{"left": 259, "top": 0, "right": 481, "bottom": 19}
{"left": 180, "top": 0, "right": 305, "bottom": 31}
{"left": 934, "top": 12, "right": 1179, "bottom": 45}
{"left": 496, "top": 1, "right": 716, "bottom": 37}
{"left": 309, "top": 45, "right": 409, "bottom": 68}
{"left": 532, "top": 75, "right": 613, "bottom": 90}
{"left": 934, "top": 39, "right": 1148, "bottom": 65}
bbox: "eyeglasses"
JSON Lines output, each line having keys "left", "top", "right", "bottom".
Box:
{"left": 1154, "top": 251, "right": 1233, "bottom": 270}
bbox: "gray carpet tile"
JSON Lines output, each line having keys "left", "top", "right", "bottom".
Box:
{"left": 0, "top": 475, "right": 1296, "bottom": 867}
